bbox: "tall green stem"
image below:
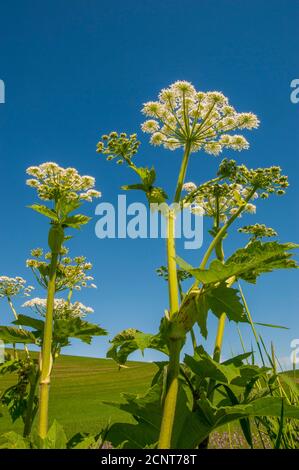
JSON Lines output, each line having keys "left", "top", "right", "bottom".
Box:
{"left": 159, "top": 142, "right": 196, "bottom": 448}
{"left": 174, "top": 141, "right": 191, "bottom": 204}
{"left": 158, "top": 210, "right": 181, "bottom": 449}
{"left": 212, "top": 236, "right": 226, "bottom": 363}
{"left": 166, "top": 211, "right": 179, "bottom": 312}
{"left": 38, "top": 250, "right": 58, "bottom": 438}
{"left": 212, "top": 313, "right": 227, "bottom": 363}
{"left": 158, "top": 339, "right": 181, "bottom": 448}
{"left": 207, "top": 238, "right": 230, "bottom": 402}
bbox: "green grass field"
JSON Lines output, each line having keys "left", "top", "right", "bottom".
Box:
{"left": 0, "top": 354, "right": 157, "bottom": 438}
{"left": 1, "top": 352, "right": 297, "bottom": 446}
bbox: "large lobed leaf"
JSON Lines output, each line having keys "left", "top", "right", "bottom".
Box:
{"left": 178, "top": 284, "right": 246, "bottom": 338}
{"left": 107, "top": 328, "right": 168, "bottom": 366}
{"left": 54, "top": 317, "right": 107, "bottom": 347}
{"left": 0, "top": 326, "right": 37, "bottom": 345}
{"left": 177, "top": 241, "right": 298, "bottom": 285}
{"left": 13, "top": 314, "right": 44, "bottom": 332}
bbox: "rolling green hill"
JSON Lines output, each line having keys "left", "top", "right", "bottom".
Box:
{"left": 1, "top": 352, "right": 298, "bottom": 446}
{"left": 0, "top": 354, "right": 157, "bottom": 438}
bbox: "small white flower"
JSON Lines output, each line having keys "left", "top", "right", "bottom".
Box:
{"left": 142, "top": 101, "right": 164, "bottom": 117}
{"left": 230, "top": 135, "right": 249, "bottom": 151}
{"left": 141, "top": 120, "right": 160, "bottom": 134}
{"left": 150, "top": 132, "right": 164, "bottom": 146}
{"left": 245, "top": 203, "right": 256, "bottom": 214}
{"left": 204, "top": 142, "right": 222, "bottom": 156}
{"left": 191, "top": 204, "right": 205, "bottom": 216}
{"left": 183, "top": 182, "right": 197, "bottom": 192}
{"left": 171, "top": 81, "right": 196, "bottom": 98}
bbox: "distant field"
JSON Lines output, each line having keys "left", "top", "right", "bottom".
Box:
{"left": 1, "top": 352, "right": 297, "bottom": 446}
{"left": 0, "top": 353, "right": 157, "bottom": 438}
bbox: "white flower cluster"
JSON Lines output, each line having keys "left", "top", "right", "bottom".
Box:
{"left": 60, "top": 256, "right": 97, "bottom": 291}
{"left": 26, "top": 249, "right": 97, "bottom": 292}
{"left": 26, "top": 162, "right": 101, "bottom": 202}
{"left": 22, "top": 297, "right": 94, "bottom": 319}
{"left": 0, "top": 276, "right": 34, "bottom": 299}
{"left": 183, "top": 182, "right": 258, "bottom": 222}
{"left": 141, "top": 81, "right": 259, "bottom": 154}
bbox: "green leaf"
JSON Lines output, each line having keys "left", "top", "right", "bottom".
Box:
{"left": 28, "top": 204, "right": 58, "bottom": 221}
{"left": 54, "top": 317, "right": 107, "bottom": 347}
{"left": 13, "top": 314, "right": 44, "bottom": 332}
{"left": 184, "top": 347, "right": 241, "bottom": 384}
{"left": 214, "top": 397, "right": 299, "bottom": 427}
{"left": 178, "top": 397, "right": 299, "bottom": 448}
{"left": 121, "top": 184, "right": 146, "bottom": 191}
{"left": 105, "top": 384, "right": 196, "bottom": 449}
{"left": 254, "top": 322, "right": 289, "bottom": 330}
{"left": 107, "top": 328, "right": 167, "bottom": 366}
{"left": 0, "top": 326, "right": 37, "bottom": 344}
{"left": 67, "top": 431, "right": 107, "bottom": 449}
{"left": 177, "top": 241, "right": 298, "bottom": 285}
{"left": 105, "top": 381, "right": 299, "bottom": 449}
{"left": 59, "top": 199, "right": 81, "bottom": 216}
{"left": 222, "top": 352, "right": 253, "bottom": 367}
{"left": 226, "top": 241, "right": 299, "bottom": 284}
{"left": 1, "top": 384, "right": 28, "bottom": 422}
{"left": 230, "top": 364, "right": 270, "bottom": 387}
{"left": 42, "top": 420, "right": 67, "bottom": 449}
{"left": 123, "top": 165, "right": 168, "bottom": 204}
{"left": 206, "top": 285, "right": 247, "bottom": 323}
{"left": 0, "top": 432, "right": 29, "bottom": 449}
{"left": 177, "top": 285, "right": 246, "bottom": 338}
{"left": 135, "top": 166, "right": 156, "bottom": 187}
{"left": 105, "top": 386, "right": 162, "bottom": 448}
{"left": 0, "top": 359, "right": 20, "bottom": 375}
{"left": 146, "top": 187, "right": 168, "bottom": 204}
{"left": 63, "top": 214, "right": 91, "bottom": 229}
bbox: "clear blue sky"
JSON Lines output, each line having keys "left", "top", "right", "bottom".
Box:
{"left": 0, "top": 0, "right": 298, "bottom": 367}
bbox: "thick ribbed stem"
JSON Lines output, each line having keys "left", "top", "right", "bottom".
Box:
{"left": 158, "top": 210, "right": 181, "bottom": 449}
{"left": 159, "top": 141, "right": 193, "bottom": 448}
{"left": 173, "top": 142, "right": 191, "bottom": 204}
{"left": 38, "top": 251, "right": 58, "bottom": 438}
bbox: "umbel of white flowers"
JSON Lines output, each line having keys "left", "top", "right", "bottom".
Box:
{"left": 0, "top": 276, "right": 34, "bottom": 298}
{"left": 183, "top": 181, "right": 257, "bottom": 222}
{"left": 141, "top": 80, "right": 259, "bottom": 154}
{"left": 22, "top": 297, "right": 94, "bottom": 319}
{"left": 26, "top": 162, "right": 101, "bottom": 202}
{"left": 26, "top": 248, "right": 97, "bottom": 291}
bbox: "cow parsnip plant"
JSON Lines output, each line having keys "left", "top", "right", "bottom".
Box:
{"left": 26, "top": 163, "right": 103, "bottom": 438}
{"left": 97, "top": 81, "right": 299, "bottom": 449}
{"left": 0, "top": 163, "right": 107, "bottom": 441}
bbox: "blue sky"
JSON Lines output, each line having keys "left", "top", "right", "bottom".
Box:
{"left": 0, "top": 0, "right": 298, "bottom": 367}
